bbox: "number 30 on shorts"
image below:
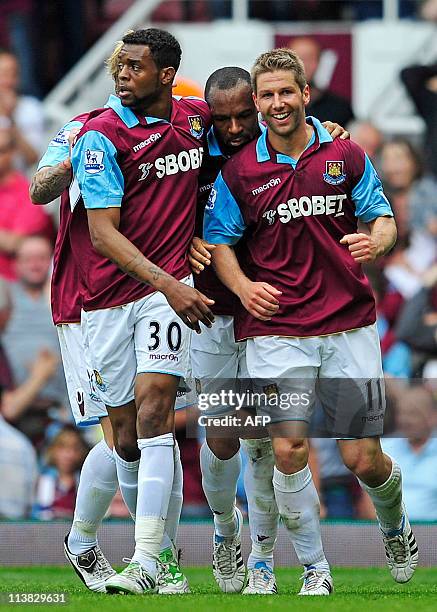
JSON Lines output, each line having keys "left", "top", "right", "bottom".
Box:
{"left": 148, "top": 321, "right": 182, "bottom": 352}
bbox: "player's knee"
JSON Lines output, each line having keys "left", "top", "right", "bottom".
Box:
{"left": 343, "top": 447, "right": 380, "bottom": 481}
{"left": 273, "top": 437, "right": 308, "bottom": 473}
{"left": 206, "top": 435, "right": 240, "bottom": 460}
{"left": 115, "top": 431, "right": 140, "bottom": 461}
{"left": 109, "top": 413, "right": 138, "bottom": 460}
{"left": 137, "top": 392, "right": 172, "bottom": 436}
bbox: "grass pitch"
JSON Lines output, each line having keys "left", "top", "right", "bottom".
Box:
{"left": 1, "top": 566, "right": 437, "bottom": 611}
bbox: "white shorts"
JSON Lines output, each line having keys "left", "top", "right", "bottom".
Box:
{"left": 191, "top": 315, "right": 250, "bottom": 416}
{"left": 82, "top": 278, "right": 193, "bottom": 407}
{"left": 57, "top": 323, "right": 107, "bottom": 426}
{"left": 246, "top": 323, "right": 385, "bottom": 437}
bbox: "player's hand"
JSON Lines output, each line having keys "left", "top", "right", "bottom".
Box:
{"left": 165, "top": 281, "right": 215, "bottom": 333}
{"left": 322, "top": 120, "right": 350, "bottom": 140}
{"left": 188, "top": 237, "right": 216, "bottom": 274}
{"left": 340, "top": 233, "right": 379, "bottom": 263}
{"left": 68, "top": 126, "right": 81, "bottom": 152}
{"left": 237, "top": 280, "right": 282, "bottom": 321}
{"left": 59, "top": 126, "right": 81, "bottom": 171}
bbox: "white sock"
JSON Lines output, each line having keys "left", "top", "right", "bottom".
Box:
{"left": 200, "top": 441, "right": 241, "bottom": 537}
{"left": 161, "top": 441, "right": 183, "bottom": 550}
{"left": 113, "top": 448, "right": 139, "bottom": 520}
{"left": 68, "top": 440, "right": 118, "bottom": 555}
{"left": 242, "top": 438, "right": 278, "bottom": 570}
{"left": 360, "top": 456, "right": 403, "bottom": 533}
{"left": 132, "top": 433, "right": 174, "bottom": 577}
{"left": 273, "top": 464, "right": 329, "bottom": 570}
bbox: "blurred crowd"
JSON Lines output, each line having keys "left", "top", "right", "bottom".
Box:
{"left": 1, "top": 2, "right": 437, "bottom": 523}
{"left": 1, "top": 1, "right": 437, "bottom": 97}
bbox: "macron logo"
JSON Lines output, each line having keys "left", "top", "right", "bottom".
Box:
{"left": 252, "top": 177, "right": 281, "bottom": 196}
{"left": 133, "top": 132, "right": 162, "bottom": 152}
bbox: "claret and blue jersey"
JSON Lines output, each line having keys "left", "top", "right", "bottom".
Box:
{"left": 204, "top": 117, "right": 394, "bottom": 341}
{"left": 70, "top": 94, "right": 211, "bottom": 311}
{"left": 37, "top": 113, "right": 89, "bottom": 325}
{"left": 195, "top": 125, "right": 240, "bottom": 316}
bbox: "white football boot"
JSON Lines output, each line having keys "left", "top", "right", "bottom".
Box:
{"left": 298, "top": 565, "right": 333, "bottom": 596}
{"left": 105, "top": 559, "right": 157, "bottom": 595}
{"left": 243, "top": 562, "right": 278, "bottom": 594}
{"left": 382, "top": 512, "right": 418, "bottom": 583}
{"left": 63, "top": 534, "right": 116, "bottom": 593}
{"left": 212, "top": 507, "right": 246, "bottom": 593}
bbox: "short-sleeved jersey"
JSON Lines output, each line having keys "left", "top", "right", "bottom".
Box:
{"left": 37, "top": 113, "right": 101, "bottom": 325}
{"left": 204, "top": 117, "right": 393, "bottom": 341}
{"left": 71, "top": 94, "right": 211, "bottom": 311}
{"left": 196, "top": 127, "right": 238, "bottom": 316}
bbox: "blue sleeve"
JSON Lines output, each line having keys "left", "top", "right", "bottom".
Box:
{"left": 352, "top": 154, "right": 393, "bottom": 223}
{"left": 203, "top": 172, "right": 246, "bottom": 245}
{"left": 71, "top": 130, "right": 124, "bottom": 209}
{"left": 37, "top": 120, "right": 83, "bottom": 170}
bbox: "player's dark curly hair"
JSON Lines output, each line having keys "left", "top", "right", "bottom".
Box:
{"left": 205, "top": 67, "right": 251, "bottom": 103}
{"left": 122, "top": 28, "right": 181, "bottom": 72}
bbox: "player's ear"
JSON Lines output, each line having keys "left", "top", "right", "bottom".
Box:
{"left": 252, "top": 92, "right": 261, "bottom": 113}
{"left": 303, "top": 83, "right": 311, "bottom": 106}
{"left": 161, "top": 66, "right": 176, "bottom": 86}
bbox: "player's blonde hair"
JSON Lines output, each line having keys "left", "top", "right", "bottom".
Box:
{"left": 105, "top": 30, "right": 134, "bottom": 81}
{"left": 251, "top": 48, "right": 307, "bottom": 93}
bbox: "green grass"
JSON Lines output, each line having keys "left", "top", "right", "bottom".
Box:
{"left": 1, "top": 567, "right": 437, "bottom": 611}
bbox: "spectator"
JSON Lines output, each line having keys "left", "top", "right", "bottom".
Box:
{"left": 0, "top": 410, "right": 38, "bottom": 518}
{"left": 380, "top": 139, "right": 437, "bottom": 299}
{"left": 400, "top": 62, "right": 437, "bottom": 178}
{"left": 365, "top": 265, "right": 411, "bottom": 378}
{"left": 0, "top": 127, "right": 53, "bottom": 281}
{"left": 348, "top": 120, "right": 384, "bottom": 165}
{"left": 0, "top": 271, "right": 62, "bottom": 442}
{"left": 0, "top": 277, "right": 13, "bottom": 390}
{"left": 0, "top": 276, "right": 37, "bottom": 519}
{"left": 396, "top": 264, "right": 437, "bottom": 359}
{"left": 288, "top": 36, "right": 354, "bottom": 125}
{"left": 0, "top": 49, "right": 45, "bottom": 170}
{"left": 0, "top": 1, "right": 38, "bottom": 96}
{"left": 311, "top": 437, "right": 359, "bottom": 519}
{"left": 382, "top": 385, "right": 437, "bottom": 520}
{"left": 2, "top": 236, "right": 66, "bottom": 446}
{"left": 33, "top": 425, "right": 89, "bottom": 520}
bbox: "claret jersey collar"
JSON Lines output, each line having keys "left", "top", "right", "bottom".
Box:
{"left": 207, "top": 122, "right": 267, "bottom": 159}
{"left": 255, "top": 115, "right": 333, "bottom": 164}
{"left": 105, "top": 94, "right": 180, "bottom": 128}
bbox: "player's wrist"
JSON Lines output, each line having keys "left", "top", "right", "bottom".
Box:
{"left": 234, "top": 277, "right": 251, "bottom": 300}
{"left": 157, "top": 274, "right": 179, "bottom": 294}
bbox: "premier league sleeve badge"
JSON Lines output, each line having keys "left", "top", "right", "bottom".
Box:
{"left": 84, "top": 149, "right": 105, "bottom": 174}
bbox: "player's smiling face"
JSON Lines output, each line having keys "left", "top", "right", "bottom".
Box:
{"left": 254, "top": 70, "right": 309, "bottom": 138}
{"left": 209, "top": 82, "right": 259, "bottom": 155}
{"left": 117, "top": 44, "right": 172, "bottom": 111}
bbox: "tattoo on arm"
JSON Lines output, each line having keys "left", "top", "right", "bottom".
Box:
{"left": 30, "top": 162, "right": 72, "bottom": 204}
{"left": 149, "top": 266, "right": 162, "bottom": 281}
{"left": 118, "top": 253, "right": 167, "bottom": 286}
